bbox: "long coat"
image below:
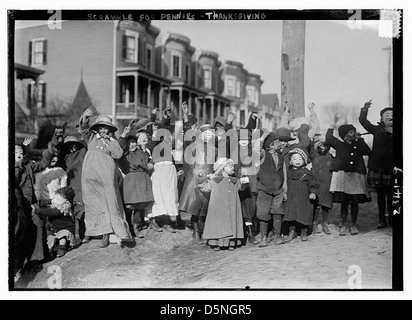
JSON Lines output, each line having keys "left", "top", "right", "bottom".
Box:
{"left": 310, "top": 151, "right": 333, "bottom": 209}
{"left": 199, "top": 176, "right": 244, "bottom": 241}
{"left": 284, "top": 167, "right": 319, "bottom": 226}
{"left": 81, "top": 133, "right": 131, "bottom": 240}
{"left": 118, "top": 145, "right": 154, "bottom": 205}
{"left": 359, "top": 108, "right": 393, "bottom": 174}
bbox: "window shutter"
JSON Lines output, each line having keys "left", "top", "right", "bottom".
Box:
{"left": 28, "top": 40, "right": 32, "bottom": 65}
{"left": 42, "top": 83, "right": 46, "bottom": 108}
{"left": 137, "top": 37, "right": 142, "bottom": 64}
{"left": 121, "top": 35, "right": 127, "bottom": 60}
{"left": 43, "top": 40, "right": 47, "bottom": 64}
{"left": 27, "top": 83, "right": 32, "bottom": 108}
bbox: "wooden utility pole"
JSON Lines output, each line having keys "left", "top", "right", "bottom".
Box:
{"left": 281, "top": 20, "right": 306, "bottom": 119}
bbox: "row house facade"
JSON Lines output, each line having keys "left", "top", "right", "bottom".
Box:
{"left": 14, "top": 20, "right": 275, "bottom": 135}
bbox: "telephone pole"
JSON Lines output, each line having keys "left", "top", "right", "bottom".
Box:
{"left": 281, "top": 20, "right": 306, "bottom": 120}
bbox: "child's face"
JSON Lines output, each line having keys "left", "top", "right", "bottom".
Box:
{"left": 137, "top": 133, "right": 148, "bottom": 146}
{"left": 201, "top": 130, "right": 215, "bottom": 143}
{"left": 129, "top": 140, "right": 138, "bottom": 152}
{"left": 97, "top": 125, "right": 111, "bottom": 136}
{"left": 50, "top": 155, "right": 58, "bottom": 168}
{"left": 382, "top": 111, "right": 393, "bottom": 126}
{"left": 223, "top": 162, "right": 235, "bottom": 175}
{"left": 15, "top": 145, "right": 24, "bottom": 163}
{"left": 317, "top": 143, "right": 330, "bottom": 155}
{"left": 345, "top": 129, "right": 357, "bottom": 141}
{"left": 290, "top": 154, "right": 304, "bottom": 168}
{"left": 269, "top": 139, "right": 283, "bottom": 150}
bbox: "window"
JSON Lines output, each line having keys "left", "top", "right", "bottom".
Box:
{"left": 255, "top": 91, "right": 259, "bottom": 106}
{"left": 203, "top": 66, "right": 212, "bottom": 89}
{"left": 235, "top": 79, "right": 241, "bottom": 98}
{"left": 185, "top": 64, "right": 190, "bottom": 84}
{"left": 240, "top": 110, "right": 246, "bottom": 126}
{"left": 122, "top": 35, "right": 137, "bottom": 63}
{"left": 247, "top": 87, "right": 254, "bottom": 104}
{"left": 119, "top": 77, "right": 135, "bottom": 106}
{"left": 27, "top": 81, "right": 46, "bottom": 109}
{"left": 146, "top": 46, "right": 153, "bottom": 71}
{"left": 172, "top": 53, "right": 181, "bottom": 77}
{"left": 226, "top": 76, "right": 235, "bottom": 96}
{"left": 29, "top": 39, "right": 47, "bottom": 65}
{"left": 122, "top": 31, "right": 142, "bottom": 63}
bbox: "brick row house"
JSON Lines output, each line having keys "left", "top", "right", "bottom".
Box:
{"left": 14, "top": 20, "right": 279, "bottom": 134}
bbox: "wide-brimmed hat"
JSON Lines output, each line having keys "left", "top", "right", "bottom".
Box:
{"left": 213, "top": 157, "right": 234, "bottom": 175}
{"left": 275, "top": 127, "right": 294, "bottom": 142}
{"left": 199, "top": 124, "right": 214, "bottom": 132}
{"left": 63, "top": 135, "right": 84, "bottom": 147}
{"left": 90, "top": 115, "right": 118, "bottom": 132}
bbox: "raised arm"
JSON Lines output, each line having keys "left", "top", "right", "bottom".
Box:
{"left": 359, "top": 100, "right": 378, "bottom": 134}
{"left": 77, "top": 106, "right": 99, "bottom": 141}
{"left": 307, "top": 102, "right": 320, "bottom": 139}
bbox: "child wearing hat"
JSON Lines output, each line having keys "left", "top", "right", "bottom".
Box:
{"left": 254, "top": 128, "right": 292, "bottom": 247}
{"left": 198, "top": 158, "right": 244, "bottom": 251}
{"left": 78, "top": 107, "right": 132, "bottom": 248}
{"left": 310, "top": 140, "right": 333, "bottom": 235}
{"left": 326, "top": 121, "right": 371, "bottom": 236}
{"left": 15, "top": 131, "right": 60, "bottom": 264}
{"left": 359, "top": 100, "right": 393, "bottom": 228}
{"left": 119, "top": 125, "right": 155, "bottom": 237}
{"left": 32, "top": 186, "right": 77, "bottom": 258}
{"left": 59, "top": 135, "right": 88, "bottom": 243}
{"left": 283, "top": 148, "right": 319, "bottom": 242}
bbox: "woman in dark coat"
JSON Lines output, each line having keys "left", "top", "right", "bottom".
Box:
{"left": 359, "top": 100, "right": 393, "bottom": 228}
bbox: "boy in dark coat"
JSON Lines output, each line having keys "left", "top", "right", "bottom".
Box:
{"left": 359, "top": 100, "right": 393, "bottom": 228}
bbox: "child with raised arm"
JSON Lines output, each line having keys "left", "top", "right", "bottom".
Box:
{"left": 326, "top": 120, "right": 371, "bottom": 236}
{"left": 77, "top": 107, "right": 132, "bottom": 248}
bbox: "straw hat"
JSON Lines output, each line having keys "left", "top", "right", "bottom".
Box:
{"left": 90, "top": 115, "right": 118, "bottom": 132}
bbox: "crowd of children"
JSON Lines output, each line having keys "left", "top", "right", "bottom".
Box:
{"left": 13, "top": 100, "right": 393, "bottom": 281}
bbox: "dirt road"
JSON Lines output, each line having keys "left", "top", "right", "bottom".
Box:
{"left": 14, "top": 193, "right": 393, "bottom": 290}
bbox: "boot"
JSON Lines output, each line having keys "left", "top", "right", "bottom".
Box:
{"left": 339, "top": 224, "right": 347, "bottom": 236}
{"left": 133, "top": 224, "right": 145, "bottom": 238}
{"left": 313, "top": 206, "right": 322, "bottom": 235}
{"left": 350, "top": 223, "right": 359, "bottom": 235}
{"left": 197, "top": 220, "right": 205, "bottom": 244}
{"left": 99, "top": 234, "right": 110, "bottom": 248}
{"left": 191, "top": 222, "right": 201, "bottom": 242}
{"left": 273, "top": 235, "right": 286, "bottom": 245}
{"left": 258, "top": 221, "right": 268, "bottom": 248}
{"left": 286, "top": 226, "right": 297, "bottom": 242}
{"left": 377, "top": 212, "right": 387, "bottom": 229}
{"left": 247, "top": 225, "right": 258, "bottom": 244}
{"left": 149, "top": 218, "right": 163, "bottom": 232}
{"left": 322, "top": 224, "right": 331, "bottom": 235}
{"left": 300, "top": 229, "right": 308, "bottom": 242}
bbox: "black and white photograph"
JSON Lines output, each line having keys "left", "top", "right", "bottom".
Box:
{"left": 5, "top": 2, "right": 406, "bottom": 299}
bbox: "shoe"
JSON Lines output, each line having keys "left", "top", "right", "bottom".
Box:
{"left": 313, "top": 223, "right": 322, "bottom": 235}
{"left": 133, "top": 224, "right": 145, "bottom": 238}
{"left": 301, "top": 229, "right": 308, "bottom": 242}
{"left": 213, "top": 246, "right": 220, "bottom": 251}
{"left": 350, "top": 224, "right": 359, "bottom": 235}
{"left": 99, "top": 234, "right": 110, "bottom": 248}
{"left": 339, "top": 226, "right": 347, "bottom": 236}
{"left": 191, "top": 222, "right": 201, "bottom": 241}
{"left": 322, "top": 224, "right": 331, "bottom": 235}
{"left": 286, "top": 227, "right": 297, "bottom": 242}
{"left": 377, "top": 219, "right": 387, "bottom": 229}
{"left": 149, "top": 219, "right": 163, "bottom": 232}
{"left": 273, "top": 236, "right": 286, "bottom": 245}
{"left": 56, "top": 246, "right": 67, "bottom": 258}
{"left": 163, "top": 224, "right": 176, "bottom": 233}
{"left": 82, "top": 236, "right": 91, "bottom": 244}
{"left": 228, "top": 246, "right": 235, "bottom": 251}
{"left": 247, "top": 225, "right": 259, "bottom": 244}
{"left": 258, "top": 236, "right": 268, "bottom": 248}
